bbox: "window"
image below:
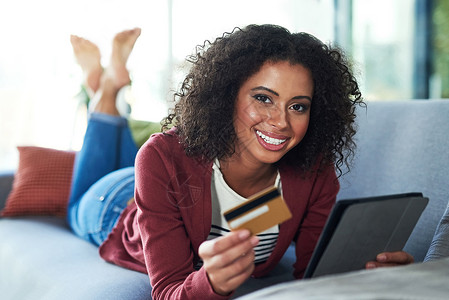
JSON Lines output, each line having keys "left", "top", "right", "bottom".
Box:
{"left": 431, "top": 0, "right": 449, "bottom": 98}
{"left": 338, "top": 0, "right": 447, "bottom": 101}
{"left": 343, "top": 0, "right": 417, "bottom": 100}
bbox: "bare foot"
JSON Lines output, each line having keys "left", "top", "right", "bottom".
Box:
{"left": 105, "top": 27, "right": 141, "bottom": 90}
{"left": 70, "top": 35, "right": 103, "bottom": 95}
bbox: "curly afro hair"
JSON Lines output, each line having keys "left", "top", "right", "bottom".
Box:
{"left": 162, "top": 24, "right": 364, "bottom": 176}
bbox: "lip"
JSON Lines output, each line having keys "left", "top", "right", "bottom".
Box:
{"left": 255, "top": 130, "right": 289, "bottom": 151}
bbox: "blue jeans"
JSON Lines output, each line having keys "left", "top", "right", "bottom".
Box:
{"left": 67, "top": 113, "right": 138, "bottom": 246}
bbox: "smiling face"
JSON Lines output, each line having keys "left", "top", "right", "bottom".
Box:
{"left": 232, "top": 60, "right": 313, "bottom": 166}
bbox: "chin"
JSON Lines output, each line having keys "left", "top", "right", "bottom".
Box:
{"left": 255, "top": 151, "right": 287, "bottom": 165}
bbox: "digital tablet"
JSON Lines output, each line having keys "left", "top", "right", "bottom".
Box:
{"left": 303, "top": 192, "right": 428, "bottom": 279}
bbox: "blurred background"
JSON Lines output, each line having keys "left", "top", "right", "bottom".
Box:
{"left": 0, "top": 0, "right": 446, "bottom": 169}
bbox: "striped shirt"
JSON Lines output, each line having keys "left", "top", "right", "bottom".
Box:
{"left": 206, "top": 160, "right": 281, "bottom": 265}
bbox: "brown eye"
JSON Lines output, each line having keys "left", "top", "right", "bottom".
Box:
{"left": 290, "top": 103, "right": 308, "bottom": 112}
{"left": 253, "top": 94, "right": 271, "bottom": 103}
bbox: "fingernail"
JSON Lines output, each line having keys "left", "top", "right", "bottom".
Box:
{"left": 366, "top": 262, "right": 376, "bottom": 269}
{"left": 377, "top": 254, "right": 387, "bottom": 262}
{"left": 250, "top": 236, "right": 259, "bottom": 246}
{"left": 238, "top": 230, "right": 251, "bottom": 240}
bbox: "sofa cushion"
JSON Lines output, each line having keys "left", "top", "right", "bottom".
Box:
{"left": 0, "top": 217, "right": 152, "bottom": 300}
{"left": 237, "top": 257, "right": 449, "bottom": 300}
{"left": 1, "top": 146, "right": 75, "bottom": 217}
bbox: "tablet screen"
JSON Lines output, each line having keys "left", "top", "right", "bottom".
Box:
{"left": 304, "top": 192, "right": 428, "bottom": 278}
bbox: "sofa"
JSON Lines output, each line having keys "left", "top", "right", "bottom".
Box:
{"left": 1, "top": 99, "right": 449, "bottom": 299}
{"left": 238, "top": 256, "right": 449, "bottom": 300}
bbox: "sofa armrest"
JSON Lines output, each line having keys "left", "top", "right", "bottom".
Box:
{"left": 0, "top": 170, "right": 14, "bottom": 212}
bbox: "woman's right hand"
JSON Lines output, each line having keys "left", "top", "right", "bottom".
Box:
{"left": 198, "top": 229, "right": 259, "bottom": 296}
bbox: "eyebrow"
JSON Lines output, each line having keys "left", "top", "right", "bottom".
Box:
{"left": 251, "top": 86, "right": 312, "bottom": 102}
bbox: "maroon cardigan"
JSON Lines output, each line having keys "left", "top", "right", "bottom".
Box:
{"left": 99, "top": 131, "right": 339, "bottom": 300}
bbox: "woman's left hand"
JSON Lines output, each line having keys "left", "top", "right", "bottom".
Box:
{"left": 365, "top": 251, "right": 414, "bottom": 269}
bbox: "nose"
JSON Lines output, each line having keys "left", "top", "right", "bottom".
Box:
{"left": 267, "top": 106, "right": 288, "bottom": 129}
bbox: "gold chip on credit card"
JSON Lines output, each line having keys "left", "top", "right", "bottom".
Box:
{"left": 223, "top": 186, "right": 292, "bottom": 235}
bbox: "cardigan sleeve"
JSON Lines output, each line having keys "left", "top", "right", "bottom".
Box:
{"left": 293, "top": 164, "right": 339, "bottom": 279}
{"left": 134, "top": 134, "right": 229, "bottom": 300}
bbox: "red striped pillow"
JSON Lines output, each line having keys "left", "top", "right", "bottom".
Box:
{"left": 1, "top": 146, "right": 76, "bottom": 217}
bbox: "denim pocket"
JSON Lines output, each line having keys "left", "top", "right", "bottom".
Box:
{"left": 96, "top": 176, "right": 135, "bottom": 236}
{"left": 82, "top": 167, "right": 135, "bottom": 245}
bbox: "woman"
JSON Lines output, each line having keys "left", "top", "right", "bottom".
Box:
{"left": 68, "top": 25, "right": 413, "bottom": 300}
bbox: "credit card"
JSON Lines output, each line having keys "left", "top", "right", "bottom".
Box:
{"left": 223, "top": 186, "right": 292, "bottom": 235}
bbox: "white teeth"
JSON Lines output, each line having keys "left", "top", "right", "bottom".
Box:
{"left": 256, "top": 131, "right": 286, "bottom": 145}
